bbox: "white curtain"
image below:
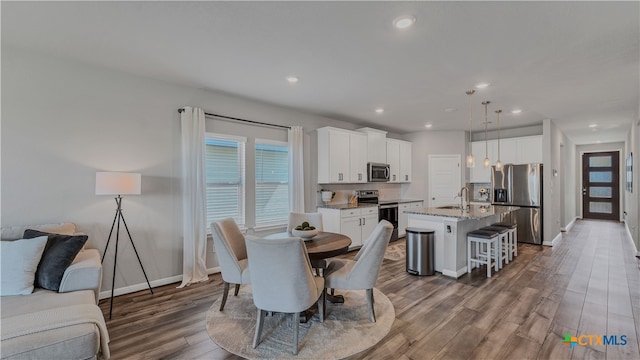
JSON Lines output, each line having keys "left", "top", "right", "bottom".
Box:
{"left": 288, "top": 126, "right": 305, "bottom": 212}
{"left": 178, "top": 106, "right": 208, "bottom": 288}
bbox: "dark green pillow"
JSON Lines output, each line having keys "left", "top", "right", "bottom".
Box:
{"left": 23, "top": 229, "right": 88, "bottom": 291}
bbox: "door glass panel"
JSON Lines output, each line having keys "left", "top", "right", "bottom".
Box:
{"left": 589, "top": 202, "right": 612, "bottom": 214}
{"left": 589, "top": 171, "right": 612, "bottom": 183}
{"left": 589, "top": 187, "right": 612, "bottom": 198}
{"left": 589, "top": 156, "right": 612, "bottom": 167}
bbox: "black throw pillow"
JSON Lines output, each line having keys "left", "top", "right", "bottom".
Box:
{"left": 23, "top": 229, "right": 88, "bottom": 291}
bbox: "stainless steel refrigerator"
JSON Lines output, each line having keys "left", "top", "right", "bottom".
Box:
{"left": 491, "top": 164, "right": 543, "bottom": 245}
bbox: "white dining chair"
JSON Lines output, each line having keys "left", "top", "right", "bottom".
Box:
{"left": 210, "top": 218, "right": 251, "bottom": 311}
{"left": 323, "top": 220, "right": 393, "bottom": 322}
{"left": 287, "top": 212, "right": 323, "bottom": 233}
{"left": 245, "top": 236, "right": 325, "bottom": 355}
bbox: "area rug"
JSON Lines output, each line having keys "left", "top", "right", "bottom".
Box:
{"left": 206, "top": 287, "right": 394, "bottom": 359}
{"left": 384, "top": 241, "right": 406, "bottom": 262}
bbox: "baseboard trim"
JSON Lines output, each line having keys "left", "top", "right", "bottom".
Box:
{"left": 561, "top": 217, "right": 577, "bottom": 233}
{"left": 543, "top": 232, "right": 562, "bottom": 247}
{"left": 99, "top": 266, "right": 221, "bottom": 300}
{"left": 442, "top": 268, "right": 467, "bottom": 278}
{"left": 623, "top": 222, "right": 640, "bottom": 257}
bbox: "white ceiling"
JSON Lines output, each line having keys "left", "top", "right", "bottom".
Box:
{"left": 2, "top": 1, "right": 638, "bottom": 145}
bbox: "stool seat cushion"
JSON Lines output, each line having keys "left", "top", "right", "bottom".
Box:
{"left": 492, "top": 222, "right": 517, "bottom": 229}
{"left": 481, "top": 226, "right": 510, "bottom": 234}
{"left": 467, "top": 230, "right": 498, "bottom": 239}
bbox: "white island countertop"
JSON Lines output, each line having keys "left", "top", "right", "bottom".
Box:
{"left": 405, "top": 204, "right": 520, "bottom": 220}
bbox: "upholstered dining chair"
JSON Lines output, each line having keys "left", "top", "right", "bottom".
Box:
{"left": 286, "top": 212, "right": 324, "bottom": 233}
{"left": 245, "top": 236, "right": 325, "bottom": 355}
{"left": 323, "top": 220, "right": 393, "bottom": 323}
{"left": 210, "top": 218, "right": 251, "bottom": 311}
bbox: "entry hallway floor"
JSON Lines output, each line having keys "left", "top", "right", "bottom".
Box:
{"left": 100, "top": 220, "right": 640, "bottom": 359}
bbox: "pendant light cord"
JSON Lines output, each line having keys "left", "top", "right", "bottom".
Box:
{"left": 482, "top": 101, "right": 490, "bottom": 157}
{"left": 496, "top": 110, "right": 501, "bottom": 160}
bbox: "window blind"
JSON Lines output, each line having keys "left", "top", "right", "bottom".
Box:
{"left": 205, "top": 136, "right": 246, "bottom": 227}
{"left": 255, "top": 141, "right": 289, "bottom": 227}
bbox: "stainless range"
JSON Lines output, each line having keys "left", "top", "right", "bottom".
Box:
{"left": 356, "top": 190, "right": 399, "bottom": 242}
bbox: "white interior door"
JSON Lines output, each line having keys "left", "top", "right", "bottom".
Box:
{"left": 428, "top": 155, "right": 462, "bottom": 207}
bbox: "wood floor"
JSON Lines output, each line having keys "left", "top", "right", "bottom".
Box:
{"left": 100, "top": 220, "right": 640, "bottom": 359}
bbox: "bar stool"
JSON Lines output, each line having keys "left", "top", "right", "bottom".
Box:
{"left": 467, "top": 229, "right": 500, "bottom": 278}
{"left": 481, "top": 225, "right": 510, "bottom": 268}
{"left": 492, "top": 222, "right": 517, "bottom": 261}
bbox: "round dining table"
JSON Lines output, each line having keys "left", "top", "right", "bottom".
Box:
{"left": 264, "top": 231, "right": 352, "bottom": 266}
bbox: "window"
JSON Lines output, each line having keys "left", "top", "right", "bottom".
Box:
{"left": 205, "top": 134, "right": 246, "bottom": 228}
{"left": 255, "top": 140, "right": 289, "bottom": 227}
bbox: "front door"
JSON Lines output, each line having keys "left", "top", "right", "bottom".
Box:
{"left": 582, "top": 151, "right": 620, "bottom": 221}
{"left": 428, "top": 155, "right": 462, "bottom": 207}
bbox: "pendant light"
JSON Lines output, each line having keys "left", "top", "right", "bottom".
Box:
{"left": 465, "top": 89, "right": 476, "bottom": 167}
{"left": 495, "top": 109, "right": 503, "bottom": 170}
{"left": 482, "top": 101, "right": 491, "bottom": 168}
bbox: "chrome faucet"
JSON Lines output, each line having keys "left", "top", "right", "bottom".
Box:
{"left": 455, "top": 186, "right": 470, "bottom": 211}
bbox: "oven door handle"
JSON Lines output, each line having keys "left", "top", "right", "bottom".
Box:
{"left": 378, "top": 204, "right": 398, "bottom": 209}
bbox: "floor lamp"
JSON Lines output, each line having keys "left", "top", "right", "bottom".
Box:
{"left": 96, "top": 172, "right": 153, "bottom": 319}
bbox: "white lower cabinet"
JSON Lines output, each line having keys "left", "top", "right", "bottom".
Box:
{"left": 398, "top": 201, "right": 424, "bottom": 238}
{"left": 318, "top": 207, "right": 378, "bottom": 248}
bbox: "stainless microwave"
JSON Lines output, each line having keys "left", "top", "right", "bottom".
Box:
{"left": 367, "top": 162, "right": 390, "bottom": 182}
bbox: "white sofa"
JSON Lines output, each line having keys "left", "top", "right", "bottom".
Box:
{"left": 0, "top": 223, "right": 110, "bottom": 359}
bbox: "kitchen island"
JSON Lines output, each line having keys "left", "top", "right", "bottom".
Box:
{"left": 406, "top": 204, "right": 519, "bottom": 278}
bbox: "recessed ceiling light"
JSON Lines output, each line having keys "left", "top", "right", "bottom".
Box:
{"left": 588, "top": 124, "right": 598, "bottom": 128}
{"left": 286, "top": 76, "right": 299, "bottom": 83}
{"left": 393, "top": 15, "right": 416, "bottom": 29}
{"left": 445, "top": 107, "right": 457, "bottom": 113}
{"left": 511, "top": 109, "right": 522, "bottom": 114}
{"left": 375, "top": 108, "right": 384, "bottom": 114}
{"left": 596, "top": 140, "right": 602, "bottom": 143}
{"left": 425, "top": 123, "right": 433, "bottom": 128}
{"left": 475, "top": 82, "right": 491, "bottom": 89}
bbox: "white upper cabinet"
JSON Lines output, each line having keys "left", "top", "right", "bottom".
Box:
{"left": 386, "top": 139, "right": 400, "bottom": 182}
{"left": 398, "top": 140, "right": 412, "bottom": 182}
{"left": 357, "top": 127, "right": 387, "bottom": 164}
{"left": 469, "top": 135, "right": 543, "bottom": 183}
{"left": 496, "top": 137, "right": 518, "bottom": 165}
{"left": 317, "top": 127, "right": 367, "bottom": 183}
{"left": 318, "top": 126, "right": 412, "bottom": 184}
{"left": 516, "top": 135, "right": 543, "bottom": 164}
{"left": 470, "top": 140, "right": 495, "bottom": 183}
{"left": 386, "top": 138, "right": 413, "bottom": 183}
{"left": 349, "top": 132, "right": 368, "bottom": 183}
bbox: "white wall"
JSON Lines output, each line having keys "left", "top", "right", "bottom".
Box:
{"left": 1, "top": 46, "right": 395, "bottom": 294}
{"left": 562, "top": 135, "right": 577, "bottom": 230}
{"left": 542, "top": 119, "right": 563, "bottom": 244}
{"left": 624, "top": 123, "right": 639, "bottom": 252}
{"left": 403, "top": 131, "right": 467, "bottom": 202}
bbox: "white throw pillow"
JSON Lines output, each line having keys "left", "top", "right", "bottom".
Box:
{"left": 0, "top": 236, "right": 48, "bottom": 295}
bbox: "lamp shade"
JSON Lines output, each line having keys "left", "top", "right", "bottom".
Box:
{"left": 96, "top": 172, "right": 141, "bottom": 195}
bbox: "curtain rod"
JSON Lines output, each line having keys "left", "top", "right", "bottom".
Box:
{"left": 178, "top": 108, "right": 291, "bottom": 130}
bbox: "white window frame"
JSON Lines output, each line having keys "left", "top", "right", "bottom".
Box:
{"left": 205, "top": 132, "right": 247, "bottom": 231}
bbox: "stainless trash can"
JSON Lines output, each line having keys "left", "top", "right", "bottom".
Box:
{"left": 406, "top": 227, "right": 435, "bottom": 276}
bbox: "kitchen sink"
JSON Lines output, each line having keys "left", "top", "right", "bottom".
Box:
{"left": 436, "top": 205, "right": 463, "bottom": 210}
